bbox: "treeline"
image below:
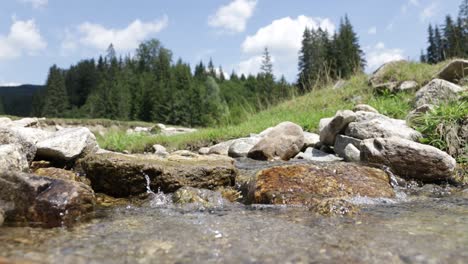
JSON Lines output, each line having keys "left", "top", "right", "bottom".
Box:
{"left": 421, "top": 0, "right": 468, "bottom": 63}
{"left": 297, "top": 15, "right": 365, "bottom": 92}
{"left": 33, "top": 40, "right": 295, "bottom": 126}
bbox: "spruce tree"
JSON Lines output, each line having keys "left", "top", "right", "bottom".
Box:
{"left": 260, "top": 47, "right": 273, "bottom": 76}
{"left": 335, "top": 15, "right": 366, "bottom": 78}
{"left": 42, "top": 65, "right": 69, "bottom": 117}
{"left": 0, "top": 96, "right": 4, "bottom": 114}
{"left": 434, "top": 26, "right": 445, "bottom": 62}
{"left": 298, "top": 28, "right": 313, "bottom": 92}
{"left": 427, "top": 25, "right": 438, "bottom": 64}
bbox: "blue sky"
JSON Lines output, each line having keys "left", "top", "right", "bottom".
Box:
{"left": 0, "top": 0, "right": 462, "bottom": 85}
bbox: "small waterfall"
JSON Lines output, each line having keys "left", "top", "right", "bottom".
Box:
{"left": 382, "top": 166, "right": 407, "bottom": 201}
{"left": 143, "top": 172, "right": 171, "bottom": 208}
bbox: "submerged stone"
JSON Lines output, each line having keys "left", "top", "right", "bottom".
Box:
{"left": 78, "top": 152, "right": 237, "bottom": 197}
{"left": 173, "top": 187, "right": 227, "bottom": 209}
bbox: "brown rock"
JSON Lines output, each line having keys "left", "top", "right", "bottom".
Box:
{"left": 34, "top": 167, "right": 77, "bottom": 181}
{"left": 254, "top": 163, "right": 394, "bottom": 205}
{"left": 435, "top": 59, "right": 468, "bottom": 84}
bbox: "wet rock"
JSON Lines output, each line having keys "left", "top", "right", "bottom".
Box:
{"left": 353, "top": 104, "right": 378, "bottom": 113}
{"left": 345, "top": 112, "right": 421, "bottom": 141}
{"left": 0, "top": 171, "right": 95, "bottom": 227}
{"left": 254, "top": 163, "right": 394, "bottom": 205}
{"left": 0, "top": 144, "right": 29, "bottom": 172}
{"left": 414, "top": 79, "right": 465, "bottom": 108}
{"left": 303, "top": 132, "right": 320, "bottom": 149}
{"left": 36, "top": 127, "right": 99, "bottom": 163}
{"left": 248, "top": 122, "right": 304, "bottom": 161}
{"left": 361, "top": 137, "right": 457, "bottom": 182}
{"left": 152, "top": 144, "right": 169, "bottom": 157}
{"left": 228, "top": 137, "right": 260, "bottom": 158}
{"left": 30, "top": 160, "right": 52, "bottom": 171}
{"left": 320, "top": 110, "right": 356, "bottom": 146}
{"left": 294, "top": 147, "right": 342, "bottom": 162}
{"left": 312, "top": 198, "right": 359, "bottom": 216}
{"left": 173, "top": 187, "right": 227, "bottom": 209}
{"left": 0, "top": 127, "right": 37, "bottom": 163}
{"left": 78, "top": 152, "right": 237, "bottom": 197}
{"left": 334, "top": 135, "right": 362, "bottom": 162}
{"left": 34, "top": 167, "right": 78, "bottom": 182}
{"left": 435, "top": 59, "right": 468, "bottom": 84}
{"left": 369, "top": 60, "right": 407, "bottom": 87}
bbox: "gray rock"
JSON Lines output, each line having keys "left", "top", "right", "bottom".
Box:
{"left": 0, "top": 127, "right": 37, "bottom": 163}
{"left": 414, "top": 79, "right": 465, "bottom": 108}
{"left": 258, "top": 127, "right": 274, "bottom": 137}
{"left": 369, "top": 60, "right": 407, "bottom": 87}
{"left": 208, "top": 139, "right": 235, "bottom": 155}
{"left": 0, "top": 170, "right": 95, "bottom": 227}
{"left": 406, "top": 104, "right": 435, "bottom": 123}
{"left": 435, "top": 59, "right": 468, "bottom": 84}
{"left": 295, "top": 147, "right": 342, "bottom": 162}
{"left": 396, "top": 80, "right": 419, "bottom": 92}
{"left": 361, "top": 137, "right": 457, "bottom": 182}
{"left": 303, "top": 132, "right": 320, "bottom": 149}
{"left": 36, "top": 127, "right": 98, "bottom": 162}
{"left": 8, "top": 126, "right": 52, "bottom": 145}
{"left": 319, "top": 110, "right": 356, "bottom": 146}
{"left": 0, "top": 117, "right": 13, "bottom": 126}
{"left": 152, "top": 144, "right": 169, "bottom": 157}
{"left": 353, "top": 104, "right": 379, "bottom": 113}
{"left": 0, "top": 144, "right": 29, "bottom": 172}
{"left": 0, "top": 207, "right": 4, "bottom": 226}
{"left": 228, "top": 137, "right": 260, "bottom": 158}
{"left": 198, "top": 147, "right": 210, "bottom": 155}
{"left": 345, "top": 112, "right": 421, "bottom": 141}
{"left": 343, "top": 144, "right": 361, "bottom": 162}
{"left": 373, "top": 82, "right": 399, "bottom": 93}
{"left": 11, "top": 117, "right": 39, "bottom": 128}
{"left": 248, "top": 122, "right": 304, "bottom": 161}
{"left": 334, "top": 135, "right": 362, "bottom": 161}
{"left": 318, "top": 118, "right": 332, "bottom": 134}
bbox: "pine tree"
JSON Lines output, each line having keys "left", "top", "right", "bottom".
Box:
{"left": 427, "top": 24, "right": 438, "bottom": 64}
{"left": 434, "top": 26, "right": 445, "bottom": 62}
{"left": 207, "top": 58, "right": 216, "bottom": 78}
{"left": 0, "top": 96, "right": 4, "bottom": 114}
{"left": 297, "top": 28, "right": 313, "bottom": 92}
{"left": 335, "top": 15, "right": 366, "bottom": 78}
{"left": 420, "top": 50, "right": 427, "bottom": 63}
{"left": 260, "top": 47, "right": 273, "bottom": 76}
{"left": 42, "top": 65, "right": 69, "bottom": 117}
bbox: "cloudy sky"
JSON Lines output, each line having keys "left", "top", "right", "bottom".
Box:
{"left": 0, "top": 0, "right": 462, "bottom": 85}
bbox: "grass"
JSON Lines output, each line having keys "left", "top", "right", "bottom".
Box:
{"left": 371, "top": 60, "right": 447, "bottom": 85}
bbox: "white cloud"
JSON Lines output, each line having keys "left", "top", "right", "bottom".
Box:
{"left": 19, "top": 0, "right": 48, "bottom": 9}
{"left": 368, "top": 26, "right": 377, "bottom": 35}
{"left": 0, "top": 18, "right": 47, "bottom": 61}
{"left": 409, "top": 0, "right": 420, "bottom": 6}
{"left": 0, "top": 81, "right": 21, "bottom": 86}
{"left": 62, "top": 16, "right": 169, "bottom": 53}
{"left": 237, "top": 15, "right": 335, "bottom": 80}
{"left": 208, "top": 0, "right": 257, "bottom": 33}
{"left": 366, "top": 42, "right": 405, "bottom": 71}
{"left": 420, "top": 3, "right": 438, "bottom": 22}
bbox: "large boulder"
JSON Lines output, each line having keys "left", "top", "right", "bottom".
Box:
{"left": 360, "top": 137, "right": 457, "bottom": 182}
{"left": 353, "top": 104, "right": 378, "bottom": 113}
{"left": 0, "top": 144, "right": 29, "bottom": 172}
{"left": 228, "top": 137, "right": 260, "bottom": 158}
{"left": 248, "top": 122, "right": 304, "bottom": 161}
{"left": 0, "top": 127, "right": 37, "bottom": 163}
{"left": 78, "top": 152, "right": 237, "bottom": 197}
{"left": 36, "top": 127, "right": 99, "bottom": 163}
{"left": 369, "top": 60, "right": 407, "bottom": 87}
{"left": 0, "top": 171, "right": 95, "bottom": 227}
{"left": 254, "top": 163, "right": 394, "bottom": 205}
{"left": 0, "top": 117, "right": 13, "bottom": 126}
{"left": 318, "top": 117, "right": 332, "bottom": 133}
{"left": 435, "top": 59, "right": 468, "bottom": 84}
{"left": 294, "top": 147, "right": 342, "bottom": 162}
{"left": 319, "top": 110, "right": 356, "bottom": 146}
{"left": 11, "top": 117, "right": 40, "bottom": 128}
{"left": 414, "top": 79, "right": 465, "bottom": 108}
{"left": 8, "top": 126, "right": 52, "bottom": 145}
{"left": 345, "top": 112, "right": 421, "bottom": 141}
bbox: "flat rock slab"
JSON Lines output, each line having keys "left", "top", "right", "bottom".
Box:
{"left": 0, "top": 171, "right": 95, "bottom": 228}
{"left": 436, "top": 59, "right": 468, "bottom": 84}
{"left": 79, "top": 152, "right": 238, "bottom": 197}
{"left": 254, "top": 163, "right": 394, "bottom": 205}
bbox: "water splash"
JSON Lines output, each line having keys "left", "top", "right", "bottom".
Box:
{"left": 382, "top": 166, "right": 408, "bottom": 201}
{"left": 143, "top": 172, "right": 172, "bottom": 208}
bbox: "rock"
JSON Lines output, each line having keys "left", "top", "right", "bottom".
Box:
{"left": 318, "top": 118, "right": 332, "bottom": 134}
{"left": 0, "top": 127, "right": 37, "bottom": 163}
{"left": 248, "top": 122, "right": 304, "bottom": 161}
{"left": 295, "top": 147, "right": 342, "bottom": 162}
{"left": 36, "top": 127, "right": 99, "bottom": 163}
{"left": 373, "top": 82, "right": 399, "bottom": 93}
{"left": 228, "top": 137, "right": 260, "bottom": 158}
{"left": 345, "top": 112, "right": 421, "bottom": 141}
{"left": 369, "top": 60, "right": 407, "bottom": 87}
{"left": 258, "top": 127, "right": 274, "bottom": 137}
{"left": 414, "top": 79, "right": 465, "bottom": 108}
{"left": 152, "top": 144, "right": 169, "bottom": 157}
{"left": 353, "top": 104, "right": 379, "bottom": 113}
{"left": 360, "top": 137, "right": 457, "bottom": 182}
{"left": 406, "top": 104, "right": 435, "bottom": 123}
{"left": 0, "top": 117, "right": 13, "bottom": 126}
{"left": 208, "top": 140, "right": 235, "bottom": 155}
{"left": 435, "top": 59, "right": 468, "bottom": 84}
{"left": 0, "top": 171, "right": 95, "bottom": 227}
{"left": 0, "top": 144, "right": 29, "bottom": 172}
{"left": 334, "top": 135, "right": 362, "bottom": 162}
{"left": 34, "top": 167, "right": 78, "bottom": 182}
{"left": 78, "top": 152, "right": 237, "bottom": 197}
{"left": 8, "top": 126, "right": 52, "bottom": 145}
{"left": 0, "top": 207, "right": 4, "bottom": 226}
{"left": 172, "top": 187, "right": 227, "bottom": 209}
{"left": 303, "top": 132, "right": 320, "bottom": 149}
{"left": 198, "top": 147, "right": 210, "bottom": 155}
{"left": 396, "top": 80, "right": 419, "bottom": 92}
{"left": 312, "top": 198, "right": 359, "bottom": 216}
{"left": 11, "top": 117, "right": 39, "bottom": 128}
{"left": 333, "top": 80, "right": 346, "bottom": 90}
{"left": 254, "top": 163, "right": 395, "bottom": 205}
{"left": 319, "top": 110, "right": 356, "bottom": 146}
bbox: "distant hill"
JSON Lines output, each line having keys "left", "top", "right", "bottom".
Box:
{"left": 0, "top": 84, "right": 44, "bottom": 116}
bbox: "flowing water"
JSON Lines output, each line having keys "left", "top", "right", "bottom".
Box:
{"left": 0, "top": 162, "right": 467, "bottom": 263}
